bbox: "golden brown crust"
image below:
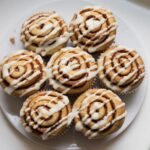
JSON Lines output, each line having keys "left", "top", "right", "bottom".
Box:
{"left": 20, "top": 90, "right": 71, "bottom": 139}
{"left": 97, "top": 46, "right": 145, "bottom": 94}
{"left": 47, "top": 47, "right": 98, "bottom": 94}
{"left": 69, "top": 6, "right": 117, "bottom": 53}
{"left": 0, "top": 50, "right": 46, "bottom": 97}
{"left": 20, "top": 11, "right": 69, "bottom": 56}
{"left": 73, "top": 88, "right": 126, "bottom": 139}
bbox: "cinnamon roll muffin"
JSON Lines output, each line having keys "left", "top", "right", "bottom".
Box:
{"left": 69, "top": 6, "right": 117, "bottom": 53}
{"left": 0, "top": 50, "right": 46, "bottom": 97}
{"left": 97, "top": 46, "right": 145, "bottom": 94}
{"left": 73, "top": 89, "right": 126, "bottom": 139}
{"left": 20, "top": 90, "right": 71, "bottom": 140}
{"left": 21, "top": 11, "right": 69, "bottom": 57}
{"left": 47, "top": 47, "right": 98, "bottom": 94}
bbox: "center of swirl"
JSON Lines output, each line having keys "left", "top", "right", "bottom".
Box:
{"left": 91, "top": 112, "right": 100, "bottom": 120}
{"left": 60, "top": 57, "right": 81, "bottom": 76}
{"left": 10, "top": 64, "right": 26, "bottom": 78}
{"left": 86, "top": 18, "right": 103, "bottom": 30}
{"left": 113, "top": 54, "right": 132, "bottom": 76}
{"left": 90, "top": 101, "right": 105, "bottom": 119}
{"left": 37, "top": 107, "right": 50, "bottom": 119}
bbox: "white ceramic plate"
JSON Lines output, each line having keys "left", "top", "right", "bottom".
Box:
{"left": 0, "top": 0, "right": 148, "bottom": 149}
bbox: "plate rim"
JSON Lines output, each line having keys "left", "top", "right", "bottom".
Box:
{"left": 0, "top": 0, "right": 149, "bottom": 149}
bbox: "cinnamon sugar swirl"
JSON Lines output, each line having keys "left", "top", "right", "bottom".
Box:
{"left": 73, "top": 89, "right": 126, "bottom": 139}
{"left": 20, "top": 91, "right": 71, "bottom": 139}
{"left": 0, "top": 50, "right": 46, "bottom": 97}
{"left": 21, "top": 11, "right": 69, "bottom": 56}
{"left": 98, "top": 46, "right": 145, "bottom": 94}
{"left": 47, "top": 47, "right": 98, "bottom": 94}
{"left": 69, "top": 6, "right": 117, "bottom": 53}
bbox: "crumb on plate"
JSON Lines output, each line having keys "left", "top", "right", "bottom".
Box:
{"left": 9, "top": 37, "right": 15, "bottom": 45}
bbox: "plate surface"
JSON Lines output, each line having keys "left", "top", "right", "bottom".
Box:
{"left": 0, "top": 0, "right": 148, "bottom": 149}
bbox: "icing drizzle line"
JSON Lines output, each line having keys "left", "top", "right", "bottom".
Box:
{"left": 47, "top": 47, "right": 98, "bottom": 94}
{"left": 0, "top": 50, "right": 46, "bottom": 97}
{"left": 21, "top": 11, "right": 69, "bottom": 56}
{"left": 73, "top": 89, "right": 126, "bottom": 139}
{"left": 70, "top": 6, "right": 117, "bottom": 53}
{"left": 97, "top": 46, "right": 145, "bottom": 93}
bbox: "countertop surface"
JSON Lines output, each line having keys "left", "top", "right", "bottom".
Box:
{"left": 0, "top": 0, "right": 150, "bottom": 150}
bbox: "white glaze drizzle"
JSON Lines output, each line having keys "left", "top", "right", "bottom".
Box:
{"left": 47, "top": 47, "right": 97, "bottom": 94}
{"left": 21, "top": 11, "right": 69, "bottom": 56}
{"left": 20, "top": 91, "right": 70, "bottom": 139}
{"left": 70, "top": 7, "right": 116, "bottom": 52}
{"left": 86, "top": 18, "right": 105, "bottom": 30}
{"left": 73, "top": 89, "right": 126, "bottom": 139}
{"left": 1, "top": 51, "right": 46, "bottom": 97}
{"left": 21, "top": 89, "right": 126, "bottom": 140}
{"left": 98, "top": 46, "right": 145, "bottom": 92}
